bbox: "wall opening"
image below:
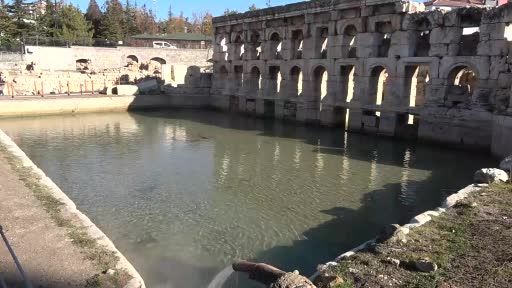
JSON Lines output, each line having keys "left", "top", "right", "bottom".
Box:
{"left": 233, "top": 34, "right": 244, "bottom": 60}
{"left": 234, "top": 65, "right": 243, "bottom": 92}
{"left": 76, "top": 59, "right": 91, "bottom": 71}
{"left": 343, "top": 25, "right": 358, "bottom": 58}
{"left": 415, "top": 31, "right": 430, "bottom": 57}
{"left": 405, "top": 64, "right": 430, "bottom": 124}
{"left": 249, "top": 31, "right": 262, "bottom": 60}
{"left": 376, "top": 22, "right": 393, "bottom": 58}
{"left": 249, "top": 66, "right": 261, "bottom": 97}
{"left": 340, "top": 65, "right": 355, "bottom": 103}
{"left": 459, "top": 27, "right": 480, "bottom": 56}
{"left": 269, "top": 32, "right": 282, "bottom": 60}
{"left": 126, "top": 55, "right": 138, "bottom": 64}
{"left": 291, "top": 30, "right": 304, "bottom": 59}
{"left": 269, "top": 66, "right": 281, "bottom": 97}
{"left": 149, "top": 57, "right": 166, "bottom": 77}
{"left": 289, "top": 66, "right": 303, "bottom": 98}
{"left": 220, "top": 37, "right": 228, "bottom": 61}
{"left": 313, "top": 66, "right": 328, "bottom": 110}
{"left": 446, "top": 65, "right": 476, "bottom": 107}
{"left": 217, "top": 65, "right": 229, "bottom": 90}
{"left": 369, "top": 66, "right": 388, "bottom": 116}
{"left": 319, "top": 27, "right": 329, "bottom": 59}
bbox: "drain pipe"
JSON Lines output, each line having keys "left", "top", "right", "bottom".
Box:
{"left": 0, "top": 225, "right": 33, "bottom": 288}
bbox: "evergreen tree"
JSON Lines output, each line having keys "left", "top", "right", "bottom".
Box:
{"left": 85, "top": 0, "right": 101, "bottom": 37}
{"left": 7, "top": 0, "right": 34, "bottom": 37}
{"left": 123, "top": 0, "right": 140, "bottom": 36}
{"left": 0, "top": 5, "right": 17, "bottom": 46}
{"left": 57, "top": 5, "right": 93, "bottom": 44}
{"left": 99, "top": 0, "right": 124, "bottom": 41}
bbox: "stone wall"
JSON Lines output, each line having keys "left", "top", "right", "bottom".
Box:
{"left": 208, "top": 0, "right": 512, "bottom": 156}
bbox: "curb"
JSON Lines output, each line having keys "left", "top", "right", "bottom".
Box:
{"left": 0, "top": 129, "right": 146, "bottom": 288}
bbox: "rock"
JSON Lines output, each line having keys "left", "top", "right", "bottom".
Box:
{"left": 384, "top": 257, "right": 400, "bottom": 268}
{"left": 313, "top": 274, "right": 344, "bottom": 288}
{"left": 499, "top": 155, "right": 512, "bottom": 171}
{"left": 474, "top": 168, "right": 509, "bottom": 183}
{"left": 115, "top": 84, "right": 139, "bottom": 95}
{"left": 137, "top": 79, "right": 159, "bottom": 93}
{"left": 414, "top": 259, "right": 438, "bottom": 273}
{"left": 270, "top": 272, "right": 316, "bottom": 288}
{"left": 376, "top": 224, "right": 400, "bottom": 243}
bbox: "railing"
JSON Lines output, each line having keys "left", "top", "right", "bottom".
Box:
{"left": 0, "top": 225, "right": 33, "bottom": 288}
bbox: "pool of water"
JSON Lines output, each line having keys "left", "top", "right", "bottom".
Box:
{"left": 0, "top": 110, "right": 494, "bottom": 287}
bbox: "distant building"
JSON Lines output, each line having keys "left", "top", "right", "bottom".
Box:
{"left": 128, "top": 33, "right": 212, "bottom": 49}
{"left": 424, "top": 0, "right": 498, "bottom": 10}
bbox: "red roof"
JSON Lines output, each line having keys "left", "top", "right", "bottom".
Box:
{"left": 424, "top": 0, "right": 486, "bottom": 7}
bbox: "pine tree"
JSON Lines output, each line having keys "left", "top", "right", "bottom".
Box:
{"left": 85, "top": 0, "right": 101, "bottom": 37}
{"left": 123, "top": 0, "right": 139, "bottom": 36}
{"left": 57, "top": 4, "right": 93, "bottom": 44}
{"left": 7, "top": 0, "right": 33, "bottom": 37}
{"left": 0, "top": 5, "right": 17, "bottom": 46}
{"left": 99, "top": 0, "right": 124, "bottom": 41}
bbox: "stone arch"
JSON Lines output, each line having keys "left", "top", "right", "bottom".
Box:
{"left": 318, "top": 27, "right": 329, "bottom": 59}
{"left": 150, "top": 57, "right": 166, "bottom": 65}
{"left": 75, "top": 58, "right": 90, "bottom": 71}
{"left": 343, "top": 25, "right": 358, "bottom": 58}
{"left": 340, "top": 65, "right": 356, "bottom": 102}
{"left": 248, "top": 30, "right": 262, "bottom": 60}
{"left": 445, "top": 65, "right": 477, "bottom": 107}
{"left": 312, "top": 65, "right": 328, "bottom": 110}
{"left": 269, "top": 32, "right": 282, "bottom": 60}
{"left": 289, "top": 65, "right": 303, "bottom": 98}
{"left": 368, "top": 65, "right": 388, "bottom": 108}
{"left": 232, "top": 33, "right": 244, "bottom": 60}
{"left": 218, "top": 34, "right": 228, "bottom": 61}
{"left": 291, "top": 29, "right": 304, "bottom": 59}
{"left": 247, "top": 66, "right": 261, "bottom": 97}
{"left": 126, "top": 55, "right": 138, "bottom": 63}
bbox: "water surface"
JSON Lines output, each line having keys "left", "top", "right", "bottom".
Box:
{"left": 0, "top": 110, "right": 494, "bottom": 287}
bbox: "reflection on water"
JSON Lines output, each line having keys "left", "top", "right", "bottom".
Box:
{"left": 0, "top": 110, "right": 494, "bottom": 288}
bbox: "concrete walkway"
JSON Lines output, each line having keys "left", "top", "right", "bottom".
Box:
{"left": 0, "top": 151, "right": 98, "bottom": 288}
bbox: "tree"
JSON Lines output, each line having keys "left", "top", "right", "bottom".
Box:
{"left": 0, "top": 5, "right": 17, "bottom": 46}
{"left": 85, "top": 0, "right": 102, "bottom": 37}
{"left": 165, "top": 11, "right": 186, "bottom": 34}
{"left": 6, "top": 0, "right": 34, "bottom": 37}
{"left": 223, "top": 9, "right": 238, "bottom": 16}
{"left": 56, "top": 5, "right": 93, "bottom": 44}
{"left": 123, "top": 0, "right": 139, "bottom": 36}
{"left": 99, "top": 0, "right": 124, "bottom": 41}
{"left": 249, "top": 4, "right": 257, "bottom": 11}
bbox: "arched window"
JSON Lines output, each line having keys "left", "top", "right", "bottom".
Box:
{"left": 269, "top": 32, "right": 282, "bottom": 60}
{"left": 126, "top": 55, "right": 138, "bottom": 64}
{"left": 340, "top": 65, "right": 355, "bottom": 102}
{"left": 249, "top": 66, "right": 261, "bottom": 97}
{"left": 291, "top": 30, "right": 304, "bottom": 59}
{"left": 313, "top": 66, "right": 328, "bottom": 110}
{"left": 289, "top": 66, "right": 303, "bottom": 98}
{"left": 343, "top": 25, "right": 358, "bottom": 58}
{"left": 369, "top": 66, "right": 388, "bottom": 115}
{"left": 446, "top": 65, "right": 476, "bottom": 107}
{"left": 233, "top": 34, "right": 244, "bottom": 60}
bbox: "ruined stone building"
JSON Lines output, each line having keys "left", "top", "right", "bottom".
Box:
{"left": 208, "top": 0, "right": 512, "bottom": 157}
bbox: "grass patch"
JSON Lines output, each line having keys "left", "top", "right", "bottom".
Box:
{"left": 0, "top": 144, "right": 124, "bottom": 285}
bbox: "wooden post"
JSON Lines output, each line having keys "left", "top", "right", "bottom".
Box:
{"left": 84, "top": 79, "right": 88, "bottom": 93}
{"left": 41, "top": 81, "right": 44, "bottom": 97}
{"left": 58, "top": 81, "right": 62, "bottom": 94}
{"left": 80, "top": 83, "right": 83, "bottom": 95}
{"left": 92, "top": 80, "right": 94, "bottom": 95}
{"left": 34, "top": 80, "right": 37, "bottom": 96}
{"left": 67, "top": 81, "right": 70, "bottom": 96}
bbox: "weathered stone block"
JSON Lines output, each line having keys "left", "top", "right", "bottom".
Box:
{"left": 430, "top": 27, "right": 462, "bottom": 44}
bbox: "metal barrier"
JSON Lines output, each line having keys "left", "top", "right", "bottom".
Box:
{"left": 0, "top": 225, "right": 33, "bottom": 288}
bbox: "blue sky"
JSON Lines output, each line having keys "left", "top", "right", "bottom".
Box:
{"left": 71, "top": 0, "right": 299, "bottom": 20}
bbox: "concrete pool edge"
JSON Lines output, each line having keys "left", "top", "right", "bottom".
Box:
{"left": 0, "top": 129, "right": 146, "bottom": 288}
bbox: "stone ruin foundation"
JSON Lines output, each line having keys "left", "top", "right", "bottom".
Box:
{"left": 206, "top": 0, "right": 512, "bottom": 157}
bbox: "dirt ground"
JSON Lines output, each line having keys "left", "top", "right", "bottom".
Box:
{"left": 329, "top": 183, "right": 512, "bottom": 288}
{"left": 0, "top": 150, "right": 100, "bottom": 287}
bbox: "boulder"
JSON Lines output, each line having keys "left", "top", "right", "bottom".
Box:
{"left": 137, "top": 79, "right": 159, "bottom": 93}
{"left": 115, "top": 85, "right": 139, "bottom": 96}
{"left": 499, "top": 155, "right": 512, "bottom": 171}
{"left": 376, "top": 224, "right": 407, "bottom": 243}
{"left": 414, "top": 259, "right": 437, "bottom": 273}
{"left": 313, "top": 274, "right": 344, "bottom": 288}
{"left": 271, "top": 272, "right": 316, "bottom": 288}
{"left": 474, "top": 168, "right": 509, "bottom": 183}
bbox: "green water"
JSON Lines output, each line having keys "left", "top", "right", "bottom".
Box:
{"left": 0, "top": 110, "right": 494, "bottom": 288}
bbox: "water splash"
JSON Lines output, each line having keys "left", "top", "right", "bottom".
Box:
{"left": 207, "top": 265, "right": 234, "bottom": 288}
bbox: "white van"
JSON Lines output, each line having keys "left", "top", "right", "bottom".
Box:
{"left": 153, "top": 41, "right": 177, "bottom": 49}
